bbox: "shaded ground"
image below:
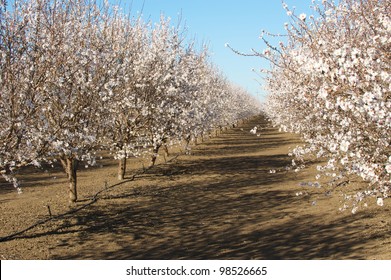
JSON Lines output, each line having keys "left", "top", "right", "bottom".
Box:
{"left": 1, "top": 115, "right": 390, "bottom": 259}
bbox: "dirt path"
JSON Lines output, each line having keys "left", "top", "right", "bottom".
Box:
{"left": 1, "top": 115, "right": 390, "bottom": 259}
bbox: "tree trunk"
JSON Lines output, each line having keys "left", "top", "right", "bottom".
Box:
{"left": 60, "top": 157, "right": 78, "bottom": 203}
{"left": 184, "top": 137, "right": 191, "bottom": 154}
{"left": 118, "top": 156, "right": 127, "bottom": 180}
{"left": 150, "top": 145, "right": 160, "bottom": 167}
{"left": 163, "top": 144, "right": 170, "bottom": 157}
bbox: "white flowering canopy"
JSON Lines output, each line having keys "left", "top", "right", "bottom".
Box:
{"left": 0, "top": 0, "right": 261, "bottom": 192}
{"left": 261, "top": 0, "right": 390, "bottom": 205}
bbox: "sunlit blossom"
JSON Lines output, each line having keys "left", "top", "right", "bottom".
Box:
{"left": 0, "top": 0, "right": 261, "bottom": 197}
{"left": 260, "top": 0, "right": 390, "bottom": 209}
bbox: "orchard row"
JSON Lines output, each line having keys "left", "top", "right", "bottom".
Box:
{"left": 260, "top": 0, "right": 390, "bottom": 210}
{"left": 0, "top": 0, "right": 260, "bottom": 202}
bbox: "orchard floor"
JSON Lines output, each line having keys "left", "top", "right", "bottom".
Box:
{"left": 1, "top": 115, "right": 391, "bottom": 260}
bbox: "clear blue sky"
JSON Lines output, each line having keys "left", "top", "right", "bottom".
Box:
{"left": 111, "top": 0, "right": 316, "bottom": 101}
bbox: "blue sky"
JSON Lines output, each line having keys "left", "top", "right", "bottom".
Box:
{"left": 112, "top": 0, "right": 316, "bottom": 101}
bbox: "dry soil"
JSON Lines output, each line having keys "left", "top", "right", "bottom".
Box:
{"left": 1, "top": 115, "right": 390, "bottom": 259}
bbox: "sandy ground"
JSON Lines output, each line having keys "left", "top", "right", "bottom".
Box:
{"left": 0, "top": 115, "right": 390, "bottom": 259}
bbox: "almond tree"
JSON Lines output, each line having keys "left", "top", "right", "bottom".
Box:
{"left": 259, "top": 0, "right": 390, "bottom": 211}
{"left": 35, "top": 0, "right": 116, "bottom": 202}
{"left": 135, "top": 17, "right": 186, "bottom": 166}
{"left": 175, "top": 47, "right": 212, "bottom": 147}
{"left": 0, "top": 0, "right": 48, "bottom": 191}
{"left": 96, "top": 14, "right": 150, "bottom": 180}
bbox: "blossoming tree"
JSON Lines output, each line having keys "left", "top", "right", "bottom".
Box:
{"left": 259, "top": 0, "right": 390, "bottom": 211}
{"left": 1, "top": 0, "right": 260, "bottom": 203}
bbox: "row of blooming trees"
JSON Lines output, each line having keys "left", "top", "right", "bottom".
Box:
{"left": 259, "top": 0, "right": 390, "bottom": 211}
{"left": 0, "top": 0, "right": 260, "bottom": 202}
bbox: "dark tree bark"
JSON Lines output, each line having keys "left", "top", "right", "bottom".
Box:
{"left": 150, "top": 145, "right": 161, "bottom": 167}
{"left": 118, "top": 150, "right": 127, "bottom": 180}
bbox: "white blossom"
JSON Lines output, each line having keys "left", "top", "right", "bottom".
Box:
{"left": 340, "top": 140, "right": 350, "bottom": 152}
{"left": 258, "top": 0, "right": 390, "bottom": 208}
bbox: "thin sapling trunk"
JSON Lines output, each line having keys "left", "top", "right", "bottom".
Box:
{"left": 163, "top": 144, "right": 170, "bottom": 157}
{"left": 118, "top": 150, "right": 127, "bottom": 180}
{"left": 150, "top": 145, "right": 161, "bottom": 167}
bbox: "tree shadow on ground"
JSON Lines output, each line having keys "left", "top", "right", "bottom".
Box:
{"left": 191, "top": 120, "right": 299, "bottom": 158}
{"left": 48, "top": 180, "right": 382, "bottom": 259}
{"left": 4, "top": 115, "right": 386, "bottom": 259}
